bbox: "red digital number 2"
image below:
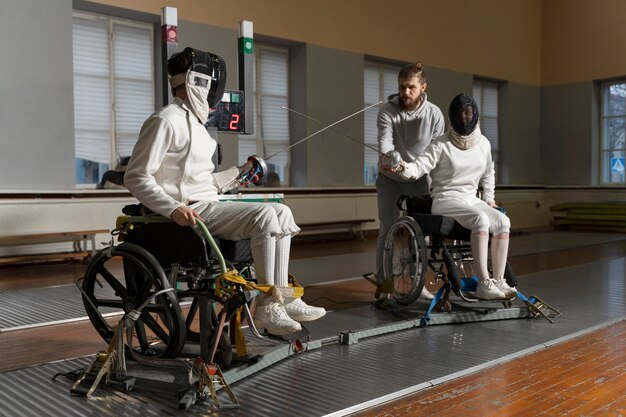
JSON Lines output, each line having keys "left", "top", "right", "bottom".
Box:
{"left": 229, "top": 114, "right": 240, "bottom": 131}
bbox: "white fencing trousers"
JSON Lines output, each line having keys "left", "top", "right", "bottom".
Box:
{"left": 431, "top": 197, "right": 510, "bottom": 235}
{"left": 195, "top": 201, "right": 300, "bottom": 286}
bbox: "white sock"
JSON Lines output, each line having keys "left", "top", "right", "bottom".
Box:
{"left": 274, "top": 235, "right": 291, "bottom": 287}
{"left": 470, "top": 233, "right": 491, "bottom": 283}
{"left": 491, "top": 235, "right": 510, "bottom": 282}
{"left": 251, "top": 236, "right": 276, "bottom": 285}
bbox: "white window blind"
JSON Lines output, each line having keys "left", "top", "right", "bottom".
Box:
{"left": 239, "top": 45, "right": 290, "bottom": 186}
{"left": 73, "top": 15, "right": 111, "bottom": 166}
{"left": 113, "top": 23, "right": 154, "bottom": 158}
{"left": 72, "top": 12, "right": 154, "bottom": 185}
{"left": 363, "top": 62, "right": 401, "bottom": 184}
{"left": 473, "top": 80, "right": 499, "bottom": 168}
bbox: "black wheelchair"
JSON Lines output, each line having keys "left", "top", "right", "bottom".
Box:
{"left": 79, "top": 204, "right": 260, "bottom": 369}
{"left": 382, "top": 195, "right": 517, "bottom": 312}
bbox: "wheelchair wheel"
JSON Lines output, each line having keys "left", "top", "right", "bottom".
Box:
{"left": 183, "top": 298, "right": 234, "bottom": 368}
{"left": 82, "top": 242, "right": 186, "bottom": 358}
{"left": 383, "top": 216, "right": 428, "bottom": 305}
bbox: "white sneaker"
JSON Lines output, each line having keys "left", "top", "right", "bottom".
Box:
{"left": 494, "top": 278, "right": 517, "bottom": 298}
{"left": 420, "top": 286, "right": 435, "bottom": 300}
{"left": 254, "top": 300, "right": 302, "bottom": 335}
{"left": 475, "top": 279, "right": 506, "bottom": 300}
{"left": 284, "top": 298, "right": 326, "bottom": 322}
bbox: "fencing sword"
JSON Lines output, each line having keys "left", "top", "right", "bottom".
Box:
{"left": 281, "top": 105, "right": 384, "bottom": 155}
{"left": 280, "top": 104, "right": 402, "bottom": 170}
{"left": 238, "top": 100, "right": 397, "bottom": 185}
{"left": 264, "top": 100, "right": 383, "bottom": 161}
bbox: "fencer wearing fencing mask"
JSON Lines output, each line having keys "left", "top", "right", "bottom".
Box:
{"left": 168, "top": 47, "right": 226, "bottom": 124}
{"left": 447, "top": 93, "right": 481, "bottom": 150}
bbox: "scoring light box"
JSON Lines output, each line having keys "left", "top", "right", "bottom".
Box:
{"left": 205, "top": 89, "right": 245, "bottom": 133}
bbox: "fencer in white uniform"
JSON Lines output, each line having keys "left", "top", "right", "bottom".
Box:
{"left": 125, "top": 47, "right": 325, "bottom": 334}
{"left": 392, "top": 93, "right": 517, "bottom": 300}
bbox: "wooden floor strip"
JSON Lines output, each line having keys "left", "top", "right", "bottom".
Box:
{"left": 354, "top": 319, "right": 626, "bottom": 416}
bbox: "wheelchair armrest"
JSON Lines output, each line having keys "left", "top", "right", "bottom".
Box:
{"left": 122, "top": 203, "right": 155, "bottom": 216}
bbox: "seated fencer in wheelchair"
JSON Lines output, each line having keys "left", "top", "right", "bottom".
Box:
{"left": 123, "top": 47, "right": 325, "bottom": 335}
{"left": 383, "top": 93, "right": 516, "bottom": 301}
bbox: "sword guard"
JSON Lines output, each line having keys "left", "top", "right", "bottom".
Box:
{"left": 381, "top": 150, "right": 402, "bottom": 170}
{"left": 238, "top": 155, "right": 267, "bottom": 186}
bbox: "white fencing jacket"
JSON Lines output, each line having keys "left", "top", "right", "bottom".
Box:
{"left": 125, "top": 97, "right": 237, "bottom": 218}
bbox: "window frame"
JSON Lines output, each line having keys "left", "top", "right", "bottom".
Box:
{"left": 72, "top": 10, "right": 155, "bottom": 187}
{"left": 238, "top": 43, "right": 291, "bottom": 186}
{"left": 599, "top": 80, "right": 626, "bottom": 185}
{"left": 472, "top": 78, "right": 500, "bottom": 178}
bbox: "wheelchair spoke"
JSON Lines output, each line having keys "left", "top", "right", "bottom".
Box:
{"left": 139, "top": 311, "right": 172, "bottom": 342}
{"left": 96, "top": 265, "right": 128, "bottom": 299}
{"left": 92, "top": 299, "right": 125, "bottom": 309}
{"left": 134, "top": 320, "right": 150, "bottom": 352}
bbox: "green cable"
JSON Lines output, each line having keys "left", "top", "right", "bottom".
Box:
{"left": 195, "top": 218, "right": 228, "bottom": 274}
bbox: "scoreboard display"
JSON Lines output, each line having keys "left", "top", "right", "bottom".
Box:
{"left": 205, "top": 89, "right": 245, "bottom": 133}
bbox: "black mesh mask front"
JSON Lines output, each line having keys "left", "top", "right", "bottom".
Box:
{"left": 448, "top": 94, "right": 479, "bottom": 136}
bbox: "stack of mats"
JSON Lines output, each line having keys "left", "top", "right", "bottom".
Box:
{"left": 551, "top": 202, "right": 626, "bottom": 232}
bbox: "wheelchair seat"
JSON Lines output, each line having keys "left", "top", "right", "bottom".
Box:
{"left": 403, "top": 196, "right": 471, "bottom": 241}
{"left": 124, "top": 222, "right": 211, "bottom": 266}
{"left": 121, "top": 204, "right": 252, "bottom": 267}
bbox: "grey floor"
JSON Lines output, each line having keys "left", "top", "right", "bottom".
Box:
{"left": 1, "top": 231, "right": 626, "bottom": 417}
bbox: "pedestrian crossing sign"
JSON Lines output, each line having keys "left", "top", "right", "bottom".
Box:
{"left": 611, "top": 157, "right": 625, "bottom": 174}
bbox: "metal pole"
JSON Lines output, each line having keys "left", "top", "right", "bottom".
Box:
{"left": 161, "top": 7, "right": 178, "bottom": 106}
{"left": 238, "top": 20, "right": 254, "bottom": 135}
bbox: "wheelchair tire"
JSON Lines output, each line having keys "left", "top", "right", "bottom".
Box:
{"left": 183, "top": 299, "right": 234, "bottom": 369}
{"left": 383, "top": 216, "right": 428, "bottom": 306}
{"left": 81, "top": 242, "right": 186, "bottom": 359}
{"left": 213, "top": 334, "right": 233, "bottom": 369}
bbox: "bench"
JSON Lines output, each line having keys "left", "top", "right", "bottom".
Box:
{"left": 0, "top": 229, "right": 109, "bottom": 265}
{"left": 297, "top": 219, "right": 376, "bottom": 240}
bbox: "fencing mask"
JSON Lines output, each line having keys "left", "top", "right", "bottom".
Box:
{"left": 168, "top": 47, "right": 227, "bottom": 124}
{"left": 448, "top": 93, "right": 479, "bottom": 136}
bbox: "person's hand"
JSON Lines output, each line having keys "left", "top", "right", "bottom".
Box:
{"left": 391, "top": 161, "right": 415, "bottom": 180}
{"left": 170, "top": 205, "right": 201, "bottom": 226}
{"left": 488, "top": 201, "right": 506, "bottom": 213}
{"left": 380, "top": 150, "right": 401, "bottom": 172}
{"left": 238, "top": 157, "right": 263, "bottom": 186}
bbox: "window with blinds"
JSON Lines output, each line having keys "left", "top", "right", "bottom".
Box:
{"left": 363, "top": 62, "right": 401, "bottom": 184}
{"left": 472, "top": 80, "right": 500, "bottom": 172}
{"left": 600, "top": 81, "right": 626, "bottom": 184}
{"left": 72, "top": 12, "right": 154, "bottom": 186}
{"left": 238, "top": 44, "right": 290, "bottom": 186}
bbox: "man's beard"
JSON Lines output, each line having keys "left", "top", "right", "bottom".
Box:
{"left": 401, "top": 95, "right": 420, "bottom": 110}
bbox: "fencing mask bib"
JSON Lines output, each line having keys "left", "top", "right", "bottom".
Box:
{"left": 169, "top": 48, "right": 227, "bottom": 124}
